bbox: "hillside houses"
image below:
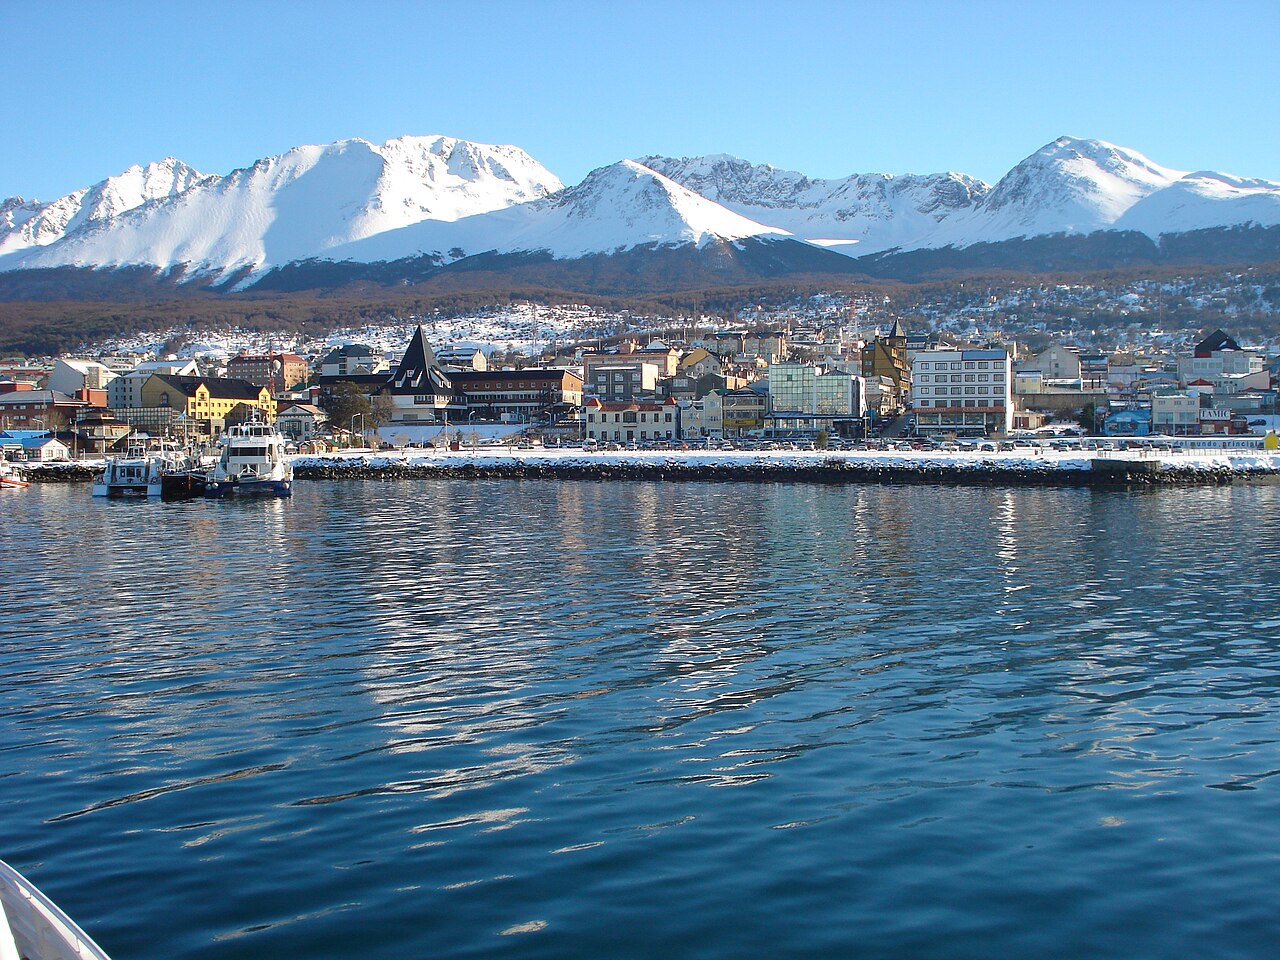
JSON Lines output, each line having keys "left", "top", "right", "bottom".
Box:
{"left": 5, "top": 297, "right": 1277, "bottom": 455}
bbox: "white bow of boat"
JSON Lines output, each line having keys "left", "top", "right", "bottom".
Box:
{"left": 0, "top": 860, "right": 111, "bottom": 960}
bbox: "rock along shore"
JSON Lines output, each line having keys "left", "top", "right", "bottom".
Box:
{"left": 21, "top": 450, "right": 1279, "bottom": 487}
{"left": 21, "top": 463, "right": 98, "bottom": 483}
{"left": 289, "top": 451, "right": 1280, "bottom": 487}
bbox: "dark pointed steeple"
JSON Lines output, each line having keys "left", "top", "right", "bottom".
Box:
{"left": 391, "top": 325, "right": 451, "bottom": 393}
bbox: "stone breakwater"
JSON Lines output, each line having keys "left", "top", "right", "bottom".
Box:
{"left": 290, "top": 452, "right": 1280, "bottom": 487}
{"left": 20, "top": 451, "right": 1279, "bottom": 486}
{"left": 21, "top": 463, "right": 97, "bottom": 483}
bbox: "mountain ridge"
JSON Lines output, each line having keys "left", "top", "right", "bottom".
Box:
{"left": 2, "top": 134, "right": 1278, "bottom": 297}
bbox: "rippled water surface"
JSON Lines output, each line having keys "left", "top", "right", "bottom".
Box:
{"left": 3, "top": 480, "right": 1280, "bottom": 959}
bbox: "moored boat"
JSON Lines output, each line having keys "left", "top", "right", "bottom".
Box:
{"left": 91, "top": 456, "right": 162, "bottom": 497}
{"left": 91, "top": 441, "right": 183, "bottom": 498}
{"left": 206, "top": 420, "right": 293, "bottom": 497}
{"left": 159, "top": 449, "right": 215, "bottom": 499}
{"left": 159, "top": 465, "right": 212, "bottom": 499}
{"left": 0, "top": 460, "right": 28, "bottom": 489}
{"left": 0, "top": 858, "right": 111, "bottom": 960}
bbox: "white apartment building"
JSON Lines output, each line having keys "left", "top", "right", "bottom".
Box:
{"left": 1151, "top": 391, "right": 1200, "bottom": 433}
{"left": 49, "top": 358, "right": 116, "bottom": 397}
{"left": 911, "top": 349, "right": 1013, "bottom": 437}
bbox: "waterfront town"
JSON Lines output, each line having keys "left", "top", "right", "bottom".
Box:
{"left": 2, "top": 311, "right": 1279, "bottom": 464}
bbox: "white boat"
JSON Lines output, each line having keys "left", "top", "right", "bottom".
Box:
{"left": 0, "top": 859, "right": 111, "bottom": 960}
{"left": 0, "top": 460, "right": 28, "bottom": 489}
{"left": 90, "top": 441, "right": 184, "bottom": 498}
{"left": 207, "top": 420, "right": 293, "bottom": 497}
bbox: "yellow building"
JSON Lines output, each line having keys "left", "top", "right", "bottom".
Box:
{"left": 140, "top": 374, "right": 276, "bottom": 430}
{"left": 860, "top": 319, "right": 910, "bottom": 412}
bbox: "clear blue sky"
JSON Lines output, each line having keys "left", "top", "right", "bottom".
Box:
{"left": 4, "top": 0, "right": 1277, "bottom": 200}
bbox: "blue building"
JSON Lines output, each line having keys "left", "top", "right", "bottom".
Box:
{"left": 1103, "top": 409, "right": 1152, "bottom": 437}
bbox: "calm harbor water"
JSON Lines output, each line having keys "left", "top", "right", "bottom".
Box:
{"left": 2, "top": 479, "right": 1279, "bottom": 959}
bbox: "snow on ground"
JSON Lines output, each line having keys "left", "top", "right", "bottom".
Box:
{"left": 90, "top": 302, "right": 641, "bottom": 360}
{"left": 292, "top": 446, "right": 1280, "bottom": 474}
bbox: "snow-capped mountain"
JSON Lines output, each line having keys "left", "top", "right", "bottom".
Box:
{"left": 648, "top": 137, "right": 1280, "bottom": 253}
{"left": 0, "top": 158, "right": 209, "bottom": 257}
{"left": 1, "top": 133, "right": 1277, "bottom": 296}
{"left": 939, "top": 136, "right": 1189, "bottom": 245}
{"left": 4, "top": 136, "right": 562, "bottom": 278}
{"left": 328, "top": 159, "right": 788, "bottom": 264}
{"left": 1115, "top": 170, "right": 1280, "bottom": 236}
{"left": 638, "top": 153, "right": 989, "bottom": 252}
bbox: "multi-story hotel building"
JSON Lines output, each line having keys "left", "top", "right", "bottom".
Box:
{"left": 910, "top": 349, "right": 1012, "bottom": 438}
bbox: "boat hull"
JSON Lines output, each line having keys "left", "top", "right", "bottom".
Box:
{"left": 0, "top": 858, "right": 112, "bottom": 960}
{"left": 91, "top": 482, "right": 163, "bottom": 498}
{"left": 206, "top": 477, "right": 292, "bottom": 498}
{"left": 160, "top": 470, "right": 212, "bottom": 499}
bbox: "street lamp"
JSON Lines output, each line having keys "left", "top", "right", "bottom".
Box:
{"left": 468, "top": 410, "right": 477, "bottom": 448}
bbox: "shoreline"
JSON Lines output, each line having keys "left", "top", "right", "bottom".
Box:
{"left": 290, "top": 457, "right": 1275, "bottom": 487}
{"left": 19, "top": 448, "right": 1280, "bottom": 488}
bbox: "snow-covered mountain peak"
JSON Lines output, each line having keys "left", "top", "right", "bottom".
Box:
{"left": 82, "top": 158, "right": 210, "bottom": 218}
{"left": 5, "top": 134, "right": 565, "bottom": 276}
{"left": 0, "top": 156, "right": 210, "bottom": 257}
{"left": 1115, "top": 167, "right": 1280, "bottom": 236}
{"left": 978, "top": 136, "right": 1187, "bottom": 235}
{"left": 640, "top": 153, "right": 991, "bottom": 252}
{"left": 323, "top": 158, "right": 789, "bottom": 266}
{"left": 637, "top": 154, "right": 816, "bottom": 208}
{"left": 541, "top": 159, "right": 788, "bottom": 249}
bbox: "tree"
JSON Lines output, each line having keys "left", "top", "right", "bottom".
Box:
{"left": 326, "top": 382, "right": 371, "bottom": 431}
{"left": 1078, "top": 402, "right": 1098, "bottom": 433}
{"left": 369, "top": 391, "right": 396, "bottom": 428}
